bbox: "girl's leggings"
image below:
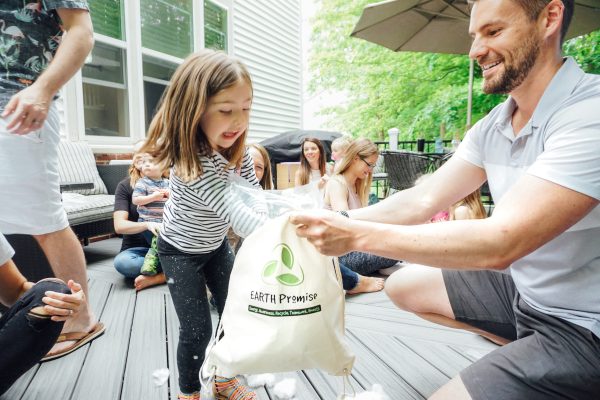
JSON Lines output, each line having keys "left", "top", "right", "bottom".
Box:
{"left": 0, "top": 280, "right": 69, "bottom": 395}
{"left": 157, "top": 237, "right": 234, "bottom": 394}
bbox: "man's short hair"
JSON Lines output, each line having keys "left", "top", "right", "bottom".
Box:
{"left": 470, "top": 0, "right": 574, "bottom": 43}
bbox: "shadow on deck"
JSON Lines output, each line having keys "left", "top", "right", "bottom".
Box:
{"left": 2, "top": 238, "right": 496, "bottom": 400}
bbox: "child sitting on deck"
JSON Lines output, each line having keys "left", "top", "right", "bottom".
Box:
{"left": 132, "top": 154, "right": 169, "bottom": 276}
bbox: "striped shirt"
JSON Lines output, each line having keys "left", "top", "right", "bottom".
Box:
{"left": 133, "top": 176, "right": 170, "bottom": 223}
{"left": 160, "top": 149, "right": 266, "bottom": 254}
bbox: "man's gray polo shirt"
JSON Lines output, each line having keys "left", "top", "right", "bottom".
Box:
{"left": 456, "top": 57, "right": 600, "bottom": 337}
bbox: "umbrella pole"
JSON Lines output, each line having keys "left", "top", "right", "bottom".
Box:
{"left": 466, "top": 58, "right": 474, "bottom": 131}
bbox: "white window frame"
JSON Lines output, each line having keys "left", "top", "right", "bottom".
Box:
{"left": 203, "top": 0, "right": 233, "bottom": 54}
{"left": 63, "top": 0, "right": 233, "bottom": 153}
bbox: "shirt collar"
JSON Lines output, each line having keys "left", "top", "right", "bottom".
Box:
{"left": 530, "top": 57, "right": 585, "bottom": 129}
{"left": 492, "top": 57, "right": 585, "bottom": 140}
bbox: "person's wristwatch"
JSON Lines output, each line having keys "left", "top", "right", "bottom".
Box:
{"left": 338, "top": 210, "right": 350, "bottom": 218}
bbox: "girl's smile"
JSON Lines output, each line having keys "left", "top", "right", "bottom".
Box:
{"left": 200, "top": 80, "right": 252, "bottom": 151}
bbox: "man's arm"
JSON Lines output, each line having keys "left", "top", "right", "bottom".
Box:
{"left": 2, "top": 8, "right": 93, "bottom": 134}
{"left": 292, "top": 174, "right": 598, "bottom": 270}
{"left": 351, "top": 156, "right": 487, "bottom": 225}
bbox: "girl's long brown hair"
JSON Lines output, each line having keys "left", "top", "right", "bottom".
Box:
{"left": 298, "top": 137, "right": 326, "bottom": 185}
{"left": 248, "top": 143, "right": 273, "bottom": 190}
{"left": 333, "top": 138, "right": 378, "bottom": 207}
{"left": 450, "top": 189, "right": 487, "bottom": 220}
{"left": 142, "top": 49, "right": 252, "bottom": 182}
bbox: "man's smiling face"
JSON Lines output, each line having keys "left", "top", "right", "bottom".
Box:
{"left": 469, "top": 0, "right": 543, "bottom": 94}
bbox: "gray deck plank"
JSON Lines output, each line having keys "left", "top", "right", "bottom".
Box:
{"left": 345, "top": 329, "right": 423, "bottom": 399}
{"left": 18, "top": 279, "right": 111, "bottom": 400}
{"left": 346, "top": 303, "right": 496, "bottom": 350}
{"left": 121, "top": 291, "right": 169, "bottom": 400}
{"left": 303, "top": 368, "right": 363, "bottom": 399}
{"left": 397, "top": 338, "right": 478, "bottom": 379}
{"left": 0, "top": 366, "right": 38, "bottom": 400}
{"left": 264, "top": 371, "right": 321, "bottom": 400}
{"left": 352, "top": 330, "right": 450, "bottom": 398}
{"left": 70, "top": 281, "right": 136, "bottom": 400}
{"left": 165, "top": 295, "right": 180, "bottom": 400}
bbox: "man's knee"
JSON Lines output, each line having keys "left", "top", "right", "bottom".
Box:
{"left": 384, "top": 265, "right": 450, "bottom": 314}
{"left": 384, "top": 266, "right": 424, "bottom": 311}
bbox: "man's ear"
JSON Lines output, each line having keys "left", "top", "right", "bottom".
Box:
{"left": 540, "top": 0, "right": 564, "bottom": 41}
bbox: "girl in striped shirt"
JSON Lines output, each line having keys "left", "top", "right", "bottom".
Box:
{"left": 142, "top": 49, "right": 261, "bottom": 400}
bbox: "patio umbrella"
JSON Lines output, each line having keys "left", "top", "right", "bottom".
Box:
{"left": 351, "top": 0, "right": 600, "bottom": 127}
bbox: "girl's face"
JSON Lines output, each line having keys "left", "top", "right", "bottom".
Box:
{"left": 303, "top": 141, "right": 320, "bottom": 164}
{"left": 200, "top": 80, "right": 252, "bottom": 151}
{"left": 331, "top": 149, "right": 343, "bottom": 162}
{"left": 141, "top": 156, "right": 162, "bottom": 180}
{"left": 352, "top": 154, "right": 378, "bottom": 180}
{"left": 249, "top": 147, "right": 265, "bottom": 181}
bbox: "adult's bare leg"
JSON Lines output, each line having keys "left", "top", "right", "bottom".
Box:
{"left": 384, "top": 264, "right": 510, "bottom": 346}
{"left": 35, "top": 227, "right": 96, "bottom": 335}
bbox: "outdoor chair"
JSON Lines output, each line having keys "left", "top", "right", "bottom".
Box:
{"left": 381, "top": 150, "right": 439, "bottom": 191}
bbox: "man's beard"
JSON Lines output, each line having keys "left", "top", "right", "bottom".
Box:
{"left": 483, "top": 34, "right": 541, "bottom": 94}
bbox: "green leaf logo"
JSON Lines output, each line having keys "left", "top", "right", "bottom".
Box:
{"left": 281, "top": 245, "right": 294, "bottom": 269}
{"left": 262, "top": 243, "right": 304, "bottom": 286}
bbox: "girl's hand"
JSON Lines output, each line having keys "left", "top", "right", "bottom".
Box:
{"left": 42, "top": 280, "right": 85, "bottom": 322}
{"left": 146, "top": 221, "right": 160, "bottom": 235}
{"left": 159, "top": 189, "right": 170, "bottom": 198}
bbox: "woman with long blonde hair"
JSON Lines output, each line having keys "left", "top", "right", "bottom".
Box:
{"left": 324, "top": 138, "right": 397, "bottom": 294}
{"left": 142, "top": 49, "right": 259, "bottom": 400}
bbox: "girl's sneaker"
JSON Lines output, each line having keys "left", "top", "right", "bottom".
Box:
{"left": 214, "top": 377, "right": 257, "bottom": 400}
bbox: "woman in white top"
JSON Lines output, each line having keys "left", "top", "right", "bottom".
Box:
{"left": 294, "top": 137, "right": 329, "bottom": 189}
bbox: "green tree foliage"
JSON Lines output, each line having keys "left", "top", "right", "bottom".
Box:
{"left": 308, "top": 0, "right": 599, "bottom": 141}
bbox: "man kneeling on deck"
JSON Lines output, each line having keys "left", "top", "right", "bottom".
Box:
{"left": 290, "top": 0, "right": 600, "bottom": 398}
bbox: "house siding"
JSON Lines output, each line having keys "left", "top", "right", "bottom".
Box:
{"left": 233, "top": 0, "right": 303, "bottom": 141}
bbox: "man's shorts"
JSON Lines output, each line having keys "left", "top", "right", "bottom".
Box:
{"left": 0, "top": 103, "right": 68, "bottom": 235}
{"left": 443, "top": 269, "right": 600, "bottom": 400}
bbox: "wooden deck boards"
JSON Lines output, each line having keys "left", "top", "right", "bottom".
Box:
{"left": 2, "top": 238, "right": 497, "bottom": 400}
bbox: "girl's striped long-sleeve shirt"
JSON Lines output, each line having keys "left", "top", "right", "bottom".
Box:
{"left": 160, "top": 149, "right": 266, "bottom": 254}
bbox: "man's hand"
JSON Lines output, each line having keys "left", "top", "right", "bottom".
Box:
{"left": 146, "top": 221, "right": 160, "bottom": 235}
{"left": 289, "top": 209, "right": 357, "bottom": 256}
{"left": 1, "top": 84, "right": 53, "bottom": 135}
{"left": 42, "top": 280, "right": 85, "bottom": 322}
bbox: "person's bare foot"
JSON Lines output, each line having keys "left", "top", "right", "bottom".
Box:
{"left": 47, "top": 280, "right": 97, "bottom": 356}
{"left": 347, "top": 275, "right": 385, "bottom": 295}
{"left": 134, "top": 273, "right": 166, "bottom": 291}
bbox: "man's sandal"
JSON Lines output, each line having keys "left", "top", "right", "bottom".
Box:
{"left": 214, "top": 377, "right": 257, "bottom": 400}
